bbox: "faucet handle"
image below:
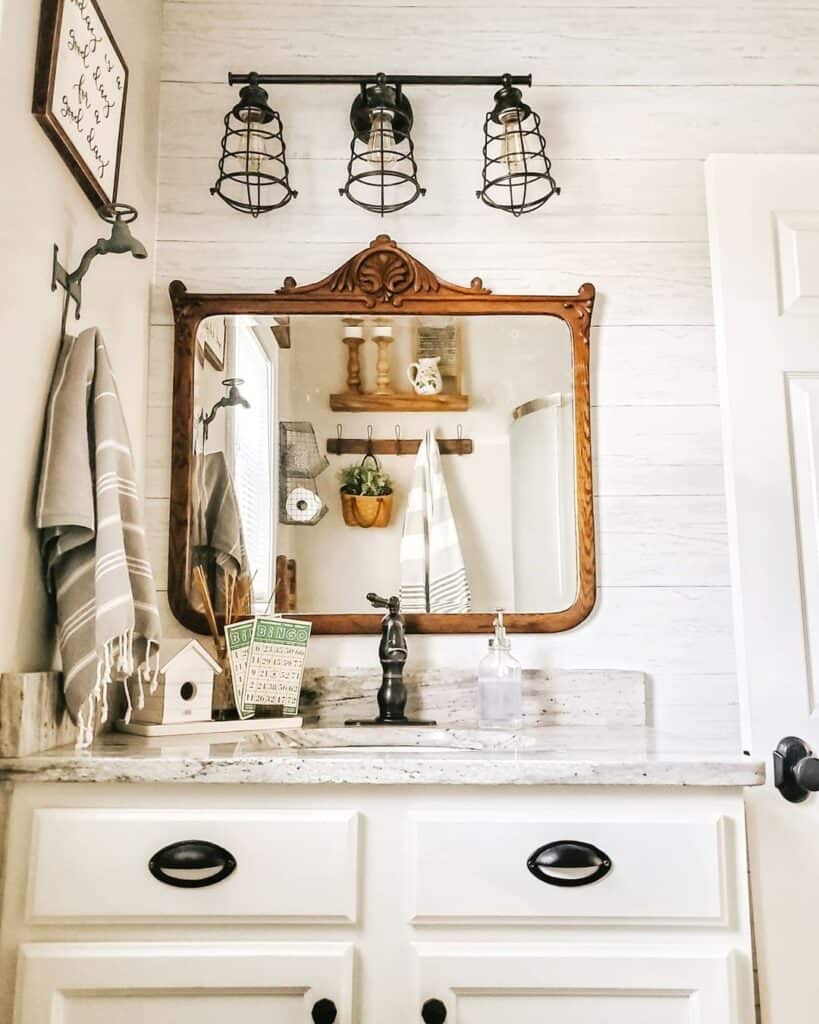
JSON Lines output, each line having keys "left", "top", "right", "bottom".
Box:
{"left": 367, "top": 592, "right": 401, "bottom": 614}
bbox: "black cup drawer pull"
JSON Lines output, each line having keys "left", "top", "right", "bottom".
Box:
{"left": 149, "top": 839, "right": 236, "bottom": 888}
{"left": 527, "top": 840, "right": 612, "bottom": 887}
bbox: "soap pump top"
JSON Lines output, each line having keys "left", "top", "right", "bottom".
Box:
{"left": 478, "top": 607, "right": 522, "bottom": 728}
{"left": 491, "top": 607, "right": 511, "bottom": 651}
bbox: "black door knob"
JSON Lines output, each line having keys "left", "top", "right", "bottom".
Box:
{"left": 422, "top": 998, "right": 447, "bottom": 1024}
{"left": 774, "top": 736, "right": 819, "bottom": 802}
{"left": 312, "top": 999, "right": 337, "bottom": 1024}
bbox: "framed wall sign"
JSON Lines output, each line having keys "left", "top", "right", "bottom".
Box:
{"left": 32, "top": 0, "right": 128, "bottom": 208}
{"left": 200, "top": 317, "right": 227, "bottom": 372}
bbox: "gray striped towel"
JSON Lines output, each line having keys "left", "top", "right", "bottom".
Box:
{"left": 36, "top": 328, "right": 161, "bottom": 747}
{"left": 190, "top": 450, "right": 250, "bottom": 614}
{"left": 399, "top": 430, "right": 470, "bottom": 613}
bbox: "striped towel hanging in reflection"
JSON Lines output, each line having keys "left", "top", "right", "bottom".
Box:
{"left": 399, "top": 430, "right": 470, "bottom": 614}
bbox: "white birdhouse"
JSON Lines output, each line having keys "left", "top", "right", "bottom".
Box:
{"left": 130, "top": 639, "right": 221, "bottom": 725}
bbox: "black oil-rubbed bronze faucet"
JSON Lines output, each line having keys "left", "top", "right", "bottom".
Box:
{"left": 345, "top": 593, "right": 436, "bottom": 726}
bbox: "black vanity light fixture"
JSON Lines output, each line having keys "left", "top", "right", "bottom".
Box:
{"left": 477, "top": 75, "right": 560, "bottom": 216}
{"left": 210, "top": 74, "right": 297, "bottom": 217}
{"left": 212, "top": 73, "right": 559, "bottom": 217}
{"left": 340, "top": 74, "right": 425, "bottom": 215}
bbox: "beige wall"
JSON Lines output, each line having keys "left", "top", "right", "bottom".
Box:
{"left": 0, "top": 0, "right": 162, "bottom": 671}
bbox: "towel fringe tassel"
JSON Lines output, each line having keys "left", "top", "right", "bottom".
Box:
{"left": 73, "top": 690, "right": 97, "bottom": 751}
{"left": 74, "top": 707, "right": 86, "bottom": 752}
{"left": 122, "top": 673, "right": 133, "bottom": 724}
{"left": 74, "top": 633, "right": 159, "bottom": 746}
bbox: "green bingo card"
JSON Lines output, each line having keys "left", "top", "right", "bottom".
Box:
{"left": 223, "top": 620, "right": 256, "bottom": 719}
{"left": 245, "top": 617, "right": 312, "bottom": 715}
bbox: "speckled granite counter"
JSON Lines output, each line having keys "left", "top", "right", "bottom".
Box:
{"left": 0, "top": 725, "right": 765, "bottom": 787}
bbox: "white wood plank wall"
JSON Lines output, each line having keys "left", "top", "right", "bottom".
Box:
{"left": 148, "top": 0, "right": 819, "bottom": 739}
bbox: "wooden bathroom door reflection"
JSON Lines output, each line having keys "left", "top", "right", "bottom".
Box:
{"left": 708, "top": 154, "right": 819, "bottom": 1023}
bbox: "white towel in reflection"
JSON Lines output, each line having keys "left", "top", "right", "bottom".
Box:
{"left": 399, "top": 430, "right": 470, "bottom": 613}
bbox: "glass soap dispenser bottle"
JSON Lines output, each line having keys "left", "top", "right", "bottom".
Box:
{"left": 478, "top": 609, "right": 523, "bottom": 729}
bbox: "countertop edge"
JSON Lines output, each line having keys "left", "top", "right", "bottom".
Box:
{"left": 0, "top": 754, "right": 767, "bottom": 788}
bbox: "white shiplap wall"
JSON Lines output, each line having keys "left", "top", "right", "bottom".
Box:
{"left": 148, "top": 0, "right": 819, "bottom": 738}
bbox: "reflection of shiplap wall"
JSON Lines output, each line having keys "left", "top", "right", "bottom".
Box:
{"left": 146, "top": 0, "right": 819, "bottom": 739}
{"left": 275, "top": 315, "right": 572, "bottom": 614}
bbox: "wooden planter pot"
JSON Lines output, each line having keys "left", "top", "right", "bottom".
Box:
{"left": 340, "top": 491, "right": 393, "bottom": 529}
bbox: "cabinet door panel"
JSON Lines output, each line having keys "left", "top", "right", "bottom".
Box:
{"left": 15, "top": 942, "right": 353, "bottom": 1024}
{"left": 414, "top": 944, "right": 744, "bottom": 1024}
{"left": 61, "top": 992, "right": 306, "bottom": 1024}
{"left": 457, "top": 991, "right": 688, "bottom": 1024}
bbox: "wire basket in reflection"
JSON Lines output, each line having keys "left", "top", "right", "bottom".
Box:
{"left": 279, "top": 421, "right": 328, "bottom": 526}
{"left": 279, "top": 421, "right": 329, "bottom": 478}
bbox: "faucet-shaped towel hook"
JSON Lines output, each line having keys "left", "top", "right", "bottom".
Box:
{"left": 52, "top": 202, "right": 148, "bottom": 338}
{"left": 201, "top": 378, "right": 251, "bottom": 442}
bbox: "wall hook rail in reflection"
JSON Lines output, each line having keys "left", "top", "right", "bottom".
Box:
{"left": 51, "top": 202, "right": 148, "bottom": 337}
{"left": 328, "top": 423, "right": 472, "bottom": 457}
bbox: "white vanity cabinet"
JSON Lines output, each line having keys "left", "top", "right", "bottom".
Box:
{"left": 0, "top": 783, "right": 757, "bottom": 1024}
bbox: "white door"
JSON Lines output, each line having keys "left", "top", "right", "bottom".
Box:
{"left": 15, "top": 942, "right": 353, "bottom": 1024}
{"left": 414, "top": 944, "right": 739, "bottom": 1023}
{"left": 706, "top": 154, "right": 819, "bottom": 1021}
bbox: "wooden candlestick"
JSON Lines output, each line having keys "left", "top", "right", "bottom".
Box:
{"left": 341, "top": 317, "right": 365, "bottom": 394}
{"left": 372, "top": 319, "right": 394, "bottom": 395}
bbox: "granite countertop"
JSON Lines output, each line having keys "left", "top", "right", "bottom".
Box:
{"left": 0, "top": 725, "right": 765, "bottom": 787}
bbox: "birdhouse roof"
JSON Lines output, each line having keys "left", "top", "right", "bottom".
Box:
{"left": 159, "top": 639, "right": 221, "bottom": 674}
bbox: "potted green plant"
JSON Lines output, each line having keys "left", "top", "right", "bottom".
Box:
{"left": 338, "top": 457, "right": 394, "bottom": 528}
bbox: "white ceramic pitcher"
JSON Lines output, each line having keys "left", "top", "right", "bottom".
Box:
{"left": 406, "top": 356, "right": 443, "bottom": 396}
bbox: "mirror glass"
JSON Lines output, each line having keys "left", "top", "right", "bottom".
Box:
{"left": 190, "top": 313, "right": 577, "bottom": 618}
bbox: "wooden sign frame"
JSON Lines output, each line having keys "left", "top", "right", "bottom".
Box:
{"left": 32, "top": 0, "right": 129, "bottom": 208}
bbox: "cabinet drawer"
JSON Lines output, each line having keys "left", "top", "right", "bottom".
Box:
{"left": 409, "top": 814, "right": 727, "bottom": 925}
{"left": 26, "top": 808, "right": 359, "bottom": 923}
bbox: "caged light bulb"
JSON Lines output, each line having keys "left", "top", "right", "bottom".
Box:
{"left": 499, "top": 108, "right": 526, "bottom": 174}
{"left": 366, "top": 109, "right": 397, "bottom": 168}
{"left": 236, "top": 106, "right": 272, "bottom": 176}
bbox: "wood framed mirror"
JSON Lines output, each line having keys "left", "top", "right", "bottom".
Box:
{"left": 168, "top": 235, "right": 596, "bottom": 636}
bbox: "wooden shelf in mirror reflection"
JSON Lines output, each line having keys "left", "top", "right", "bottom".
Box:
{"left": 329, "top": 392, "right": 470, "bottom": 412}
